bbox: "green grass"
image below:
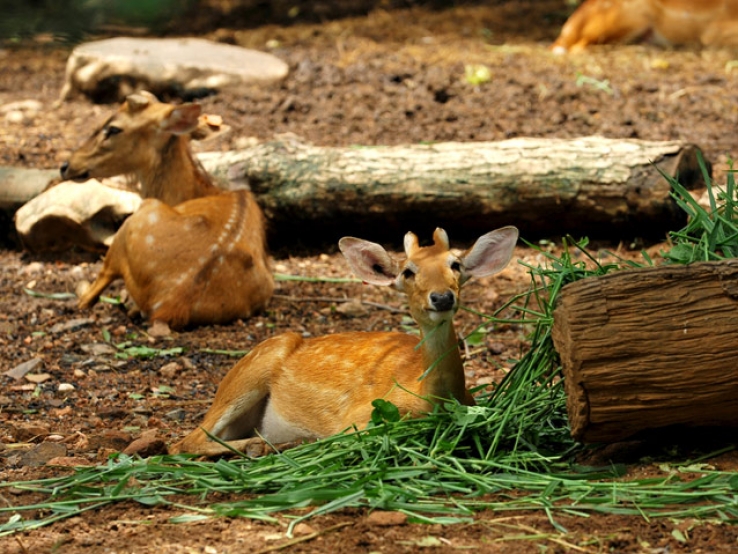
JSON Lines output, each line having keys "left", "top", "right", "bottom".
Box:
{"left": 2, "top": 158, "right": 738, "bottom": 537}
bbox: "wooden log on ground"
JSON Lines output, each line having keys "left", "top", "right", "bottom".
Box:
{"left": 199, "top": 135, "right": 707, "bottom": 245}
{"left": 552, "top": 261, "right": 738, "bottom": 443}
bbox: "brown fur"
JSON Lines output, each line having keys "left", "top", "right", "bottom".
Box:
{"left": 64, "top": 92, "right": 274, "bottom": 328}
{"left": 169, "top": 226, "right": 519, "bottom": 456}
{"left": 552, "top": 0, "right": 738, "bottom": 53}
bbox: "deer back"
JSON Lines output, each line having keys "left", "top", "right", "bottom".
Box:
{"left": 99, "top": 189, "right": 272, "bottom": 328}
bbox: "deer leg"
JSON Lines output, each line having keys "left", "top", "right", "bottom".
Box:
{"left": 168, "top": 333, "right": 304, "bottom": 455}
{"left": 77, "top": 265, "right": 120, "bottom": 309}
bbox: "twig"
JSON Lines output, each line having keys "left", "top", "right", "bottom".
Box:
{"left": 255, "top": 522, "right": 353, "bottom": 554}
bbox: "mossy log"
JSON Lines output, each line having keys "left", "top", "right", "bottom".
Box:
{"left": 552, "top": 260, "right": 738, "bottom": 443}
{"left": 199, "top": 135, "right": 707, "bottom": 245}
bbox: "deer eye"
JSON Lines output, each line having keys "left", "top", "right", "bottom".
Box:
{"left": 450, "top": 261, "right": 462, "bottom": 272}
{"left": 401, "top": 267, "right": 415, "bottom": 280}
{"left": 103, "top": 125, "right": 122, "bottom": 139}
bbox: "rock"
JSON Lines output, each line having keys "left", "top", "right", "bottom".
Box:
{"left": 1, "top": 99, "right": 43, "bottom": 125}
{"left": 0, "top": 99, "right": 43, "bottom": 114}
{"left": 19, "top": 442, "right": 67, "bottom": 467}
{"left": 15, "top": 180, "right": 141, "bottom": 252}
{"left": 147, "top": 320, "right": 172, "bottom": 338}
{"left": 159, "top": 361, "right": 182, "bottom": 378}
{"left": 335, "top": 299, "right": 369, "bottom": 318}
{"left": 24, "top": 373, "right": 52, "bottom": 384}
{"left": 80, "top": 342, "right": 118, "bottom": 357}
{"left": 4, "top": 357, "right": 43, "bottom": 380}
{"left": 366, "top": 511, "right": 408, "bottom": 527}
{"left": 6, "top": 422, "right": 50, "bottom": 442}
{"left": 88, "top": 430, "right": 132, "bottom": 451}
{"left": 49, "top": 317, "right": 94, "bottom": 334}
{"left": 46, "top": 456, "right": 95, "bottom": 467}
{"left": 123, "top": 431, "right": 166, "bottom": 457}
{"left": 59, "top": 37, "right": 289, "bottom": 103}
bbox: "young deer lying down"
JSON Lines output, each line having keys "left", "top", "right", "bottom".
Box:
{"left": 169, "top": 226, "right": 519, "bottom": 456}
{"left": 552, "top": 0, "right": 738, "bottom": 54}
{"left": 61, "top": 92, "right": 273, "bottom": 328}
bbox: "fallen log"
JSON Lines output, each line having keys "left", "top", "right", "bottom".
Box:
{"left": 4, "top": 136, "right": 708, "bottom": 250}
{"left": 200, "top": 135, "right": 707, "bottom": 245}
{"left": 552, "top": 260, "right": 738, "bottom": 443}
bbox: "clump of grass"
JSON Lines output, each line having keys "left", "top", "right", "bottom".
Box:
{"left": 663, "top": 153, "right": 738, "bottom": 263}
{"left": 3, "top": 167, "right": 738, "bottom": 537}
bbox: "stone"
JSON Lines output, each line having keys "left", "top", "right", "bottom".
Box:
{"left": 19, "top": 442, "right": 68, "bottom": 467}
{"left": 60, "top": 37, "right": 289, "bottom": 103}
{"left": 14, "top": 179, "right": 141, "bottom": 252}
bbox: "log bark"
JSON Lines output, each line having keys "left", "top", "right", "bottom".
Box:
{"left": 199, "top": 135, "right": 707, "bottom": 245}
{"left": 552, "top": 261, "right": 738, "bottom": 443}
{"left": 0, "top": 167, "right": 59, "bottom": 210}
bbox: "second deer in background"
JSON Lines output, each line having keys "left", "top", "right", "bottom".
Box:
{"left": 61, "top": 92, "right": 273, "bottom": 329}
{"left": 552, "top": 0, "right": 738, "bottom": 54}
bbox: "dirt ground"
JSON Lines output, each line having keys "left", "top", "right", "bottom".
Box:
{"left": 2, "top": 1, "right": 738, "bottom": 552}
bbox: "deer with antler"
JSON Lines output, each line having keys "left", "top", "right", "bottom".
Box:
{"left": 169, "top": 226, "right": 518, "bottom": 456}
{"left": 552, "top": 0, "right": 738, "bottom": 54}
{"left": 61, "top": 92, "right": 273, "bottom": 328}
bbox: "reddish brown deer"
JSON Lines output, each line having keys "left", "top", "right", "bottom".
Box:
{"left": 61, "top": 92, "right": 273, "bottom": 328}
{"left": 552, "top": 0, "right": 738, "bottom": 54}
{"left": 169, "top": 226, "right": 518, "bottom": 456}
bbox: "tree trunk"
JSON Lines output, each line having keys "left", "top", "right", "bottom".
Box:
{"left": 552, "top": 261, "right": 738, "bottom": 443}
{"left": 199, "top": 135, "right": 708, "bottom": 246}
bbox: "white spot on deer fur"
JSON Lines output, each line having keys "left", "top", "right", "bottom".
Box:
{"left": 147, "top": 212, "right": 160, "bottom": 225}
{"left": 145, "top": 234, "right": 155, "bottom": 246}
{"left": 198, "top": 256, "right": 207, "bottom": 265}
{"left": 151, "top": 300, "right": 163, "bottom": 312}
{"left": 218, "top": 255, "right": 225, "bottom": 265}
{"left": 210, "top": 244, "right": 219, "bottom": 253}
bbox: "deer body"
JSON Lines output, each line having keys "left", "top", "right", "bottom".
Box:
{"left": 552, "top": 0, "right": 738, "bottom": 53}
{"left": 169, "top": 226, "right": 518, "bottom": 456}
{"left": 63, "top": 92, "right": 273, "bottom": 328}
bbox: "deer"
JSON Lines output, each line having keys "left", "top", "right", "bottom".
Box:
{"left": 168, "top": 226, "right": 519, "bottom": 456}
{"left": 60, "top": 92, "right": 274, "bottom": 329}
{"left": 551, "top": 0, "right": 738, "bottom": 54}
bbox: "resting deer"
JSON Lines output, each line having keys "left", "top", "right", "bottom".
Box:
{"left": 552, "top": 0, "right": 738, "bottom": 54}
{"left": 60, "top": 92, "right": 273, "bottom": 328}
{"left": 169, "top": 226, "right": 519, "bottom": 456}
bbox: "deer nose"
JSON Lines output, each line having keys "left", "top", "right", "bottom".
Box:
{"left": 429, "top": 291, "right": 455, "bottom": 312}
{"left": 60, "top": 161, "right": 69, "bottom": 178}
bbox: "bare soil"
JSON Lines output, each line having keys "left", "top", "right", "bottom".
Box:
{"left": 1, "top": 1, "right": 738, "bottom": 552}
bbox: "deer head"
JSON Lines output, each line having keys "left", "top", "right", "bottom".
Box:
{"left": 60, "top": 91, "right": 220, "bottom": 205}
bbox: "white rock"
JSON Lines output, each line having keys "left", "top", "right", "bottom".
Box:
{"left": 15, "top": 179, "right": 141, "bottom": 252}
{"left": 60, "top": 37, "right": 289, "bottom": 102}
{"left": 0, "top": 99, "right": 43, "bottom": 114}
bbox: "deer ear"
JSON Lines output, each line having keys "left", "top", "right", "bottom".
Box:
{"left": 339, "top": 237, "right": 399, "bottom": 286}
{"left": 461, "top": 226, "right": 519, "bottom": 279}
{"left": 160, "top": 104, "right": 202, "bottom": 135}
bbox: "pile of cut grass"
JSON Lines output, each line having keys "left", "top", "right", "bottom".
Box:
{"left": 2, "top": 158, "right": 738, "bottom": 537}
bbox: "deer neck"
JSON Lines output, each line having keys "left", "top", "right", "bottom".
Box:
{"left": 137, "top": 136, "right": 220, "bottom": 206}
{"left": 417, "top": 319, "right": 467, "bottom": 404}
